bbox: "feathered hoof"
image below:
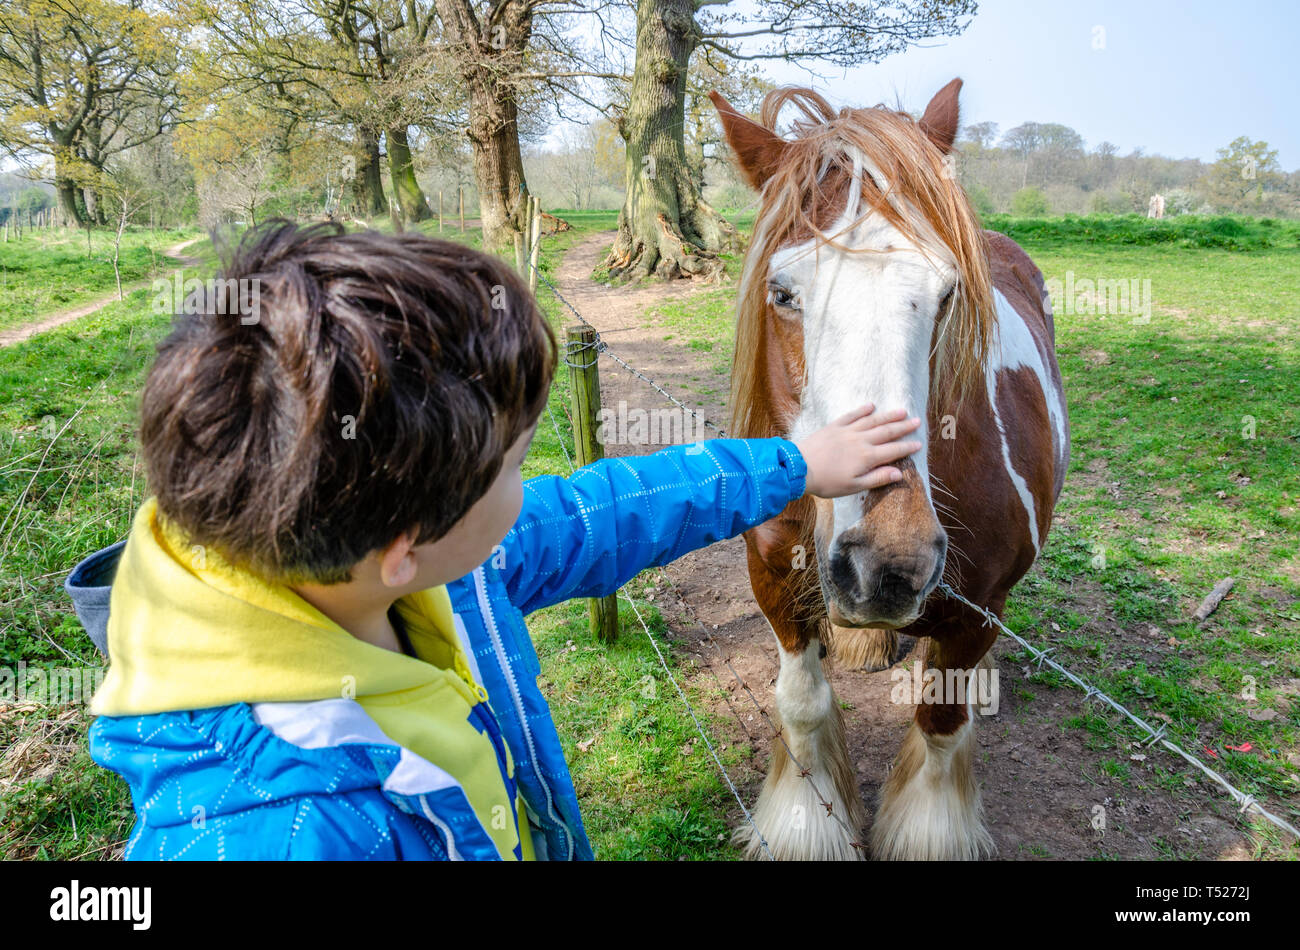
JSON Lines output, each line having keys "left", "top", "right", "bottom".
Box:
{"left": 868, "top": 720, "right": 995, "bottom": 861}
{"left": 733, "top": 765, "right": 867, "bottom": 861}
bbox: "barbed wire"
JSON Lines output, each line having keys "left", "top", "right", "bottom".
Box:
{"left": 533, "top": 267, "right": 728, "bottom": 437}
{"left": 542, "top": 392, "right": 774, "bottom": 860}
{"left": 537, "top": 256, "right": 872, "bottom": 855}
{"left": 654, "top": 576, "right": 870, "bottom": 854}
{"left": 547, "top": 407, "right": 864, "bottom": 856}
{"left": 935, "top": 581, "right": 1299, "bottom": 842}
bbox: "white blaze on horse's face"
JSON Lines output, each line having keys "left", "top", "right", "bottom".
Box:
{"left": 777, "top": 168, "right": 952, "bottom": 629}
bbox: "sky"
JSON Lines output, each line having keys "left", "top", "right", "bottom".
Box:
{"left": 754, "top": 0, "right": 1300, "bottom": 170}
{"left": 3, "top": 0, "right": 1293, "bottom": 177}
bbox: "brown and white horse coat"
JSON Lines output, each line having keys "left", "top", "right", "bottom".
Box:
{"left": 711, "top": 79, "right": 1069, "bottom": 860}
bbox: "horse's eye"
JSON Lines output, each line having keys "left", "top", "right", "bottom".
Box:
{"left": 770, "top": 286, "right": 798, "bottom": 310}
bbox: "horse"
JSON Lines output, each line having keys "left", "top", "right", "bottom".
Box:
{"left": 709, "top": 79, "right": 1070, "bottom": 860}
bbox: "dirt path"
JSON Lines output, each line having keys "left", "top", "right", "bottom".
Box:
{"left": 0, "top": 237, "right": 204, "bottom": 348}
{"left": 554, "top": 229, "right": 1250, "bottom": 860}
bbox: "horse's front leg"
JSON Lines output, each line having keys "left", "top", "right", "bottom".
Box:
{"left": 870, "top": 600, "right": 1000, "bottom": 860}
{"left": 734, "top": 515, "right": 867, "bottom": 860}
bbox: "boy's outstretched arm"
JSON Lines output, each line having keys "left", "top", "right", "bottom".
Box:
{"left": 500, "top": 406, "right": 921, "bottom": 615}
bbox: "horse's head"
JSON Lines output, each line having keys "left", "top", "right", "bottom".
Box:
{"left": 713, "top": 79, "right": 994, "bottom": 629}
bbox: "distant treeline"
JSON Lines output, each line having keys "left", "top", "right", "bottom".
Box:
{"left": 951, "top": 122, "right": 1296, "bottom": 219}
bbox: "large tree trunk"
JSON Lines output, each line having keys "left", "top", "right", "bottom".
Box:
{"left": 605, "top": 0, "right": 735, "bottom": 281}
{"left": 466, "top": 77, "right": 530, "bottom": 252}
{"left": 433, "top": 0, "right": 535, "bottom": 254}
{"left": 53, "top": 144, "right": 88, "bottom": 225}
{"left": 83, "top": 187, "right": 106, "bottom": 226}
{"left": 55, "top": 176, "right": 85, "bottom": 226}
{"left": 355, "top": 130, "right": 389, "bottom": 217}
{"left": 386, "top": 126, "right": 433, "bottom": 222}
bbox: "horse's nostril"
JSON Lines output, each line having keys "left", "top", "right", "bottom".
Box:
{"left": 878, "top": 570, "right": 917, "bottom": 603}
{"left": 829, "top": 550, "right": 859, "bottom": 597}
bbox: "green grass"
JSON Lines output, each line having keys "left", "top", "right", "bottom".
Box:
{"left": 998, "top": 230, "right": 1300, "bottom": 827}
{"left": 0, "top": 226, "right": 201, "bottom": 333}
{"left": 0, "top": 236, "right": 223, "bottom": 858}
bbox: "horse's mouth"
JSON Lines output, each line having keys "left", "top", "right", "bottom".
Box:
{"left": 822, "top": 555, "right": 944, "bottom": 630}
{"left": 827, "top": 603, "right": 920, "bottom": 630}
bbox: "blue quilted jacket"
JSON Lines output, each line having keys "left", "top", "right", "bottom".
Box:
{"left": 67, "top": 438, "right": 808, "bottom": 860}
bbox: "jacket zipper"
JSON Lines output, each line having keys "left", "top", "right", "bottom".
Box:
{"left": 468, "top": 701, "right": 523, "bottom": 859}
{"left": 473, "top": 566, "right": 573, "bottom": 859}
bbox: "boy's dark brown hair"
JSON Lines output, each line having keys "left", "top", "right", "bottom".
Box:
{"left": 141, "top": 219, "right": 556, "bottom": 584}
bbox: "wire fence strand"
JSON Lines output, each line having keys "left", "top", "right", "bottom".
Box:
{"left": 936, "top": 582, "right": 1300, "bottom": 842}
{"left": 544, "top": 391, "right": 774, "bottom": 859}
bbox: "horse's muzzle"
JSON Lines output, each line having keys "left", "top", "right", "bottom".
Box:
{"left": 823, "top": 532, "right": 947, "bottom": 629}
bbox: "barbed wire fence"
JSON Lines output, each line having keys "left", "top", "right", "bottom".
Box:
{"left": 528, "top": 249, "right": 1300, "bottom": 854}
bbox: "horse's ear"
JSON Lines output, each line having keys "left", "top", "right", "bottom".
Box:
{"left": 709, "top": 90, "right": 788, "bottom": 191}
{"left": 919, "top": 78, "right": 963, "bottom": 154}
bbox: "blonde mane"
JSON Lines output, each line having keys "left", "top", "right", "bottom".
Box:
{"left": 730, "top": 87, "right": 995, "bottom": 438}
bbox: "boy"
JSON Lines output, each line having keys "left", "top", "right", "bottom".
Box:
{"left": 65, "top": 220, "right": 921, "bottom": 860}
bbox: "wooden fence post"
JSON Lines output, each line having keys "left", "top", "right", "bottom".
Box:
{"left": 528, "top": 196, "right": 542, "bottom": 296}
{"left": 459, "top": 188, "right": 464, "bottom": 232}
{"left": 565, "top": 324, "right": 619, "bottom": 643}
{"left": 438, "top": 190, "right": 443, "bottom": 233}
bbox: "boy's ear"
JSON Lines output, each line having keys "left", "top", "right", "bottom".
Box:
{"left": 378, "top": 532, "right": 419, "bottom": 588}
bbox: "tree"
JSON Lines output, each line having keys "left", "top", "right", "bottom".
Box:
{"left": 1010, "top": 186, "right": 1048, "bottom": 216}
{"left": 429, "top": 0, "right": 623, "bottom": 250}
{"left": 0, "top": 0, "right": 182, "bottom": 225}
{"left": 177, "top": 95, "right": 285, "bottom": 228}
{"left": 604, "top": 0, "right": 977, "bottom": 281}
{"left": 1001, "top": 122, "right": 1044, "bottom": 188}
{"left": 966, "top": 183, "right": 994, "bottom": 216}
{"left": 961, "top": 121, "right": 998, "bottom": 150}
{"left": 592, "top": 117, "right": 626, "bottom": 187}
{"left": 1203, "top": 136, "right": 1285, "bottom": 213}
{"left": 16, "top": 185, "right": 52, "bottom": 216}
{"left": 544, "top": 125, "right": 602, "bottom": 210}
{"left": 99, "top": 159, "right": 151, "bottom": 298}
{"left": 1037, "top": 123, "right": 1084, "bottom": 154}
{"left": 186, "top": 0, "right": 468, "bottom": 224}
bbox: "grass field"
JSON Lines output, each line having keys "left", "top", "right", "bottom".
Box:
{"left": 0, "top": 211, "right": 1296, "bottom": 859}
{"left": 0, "top": 226, "right": 200, "bottom": 333}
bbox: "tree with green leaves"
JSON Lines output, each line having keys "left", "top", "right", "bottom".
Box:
{"left": 0, "top": 0, "right": 181, "bottom": 225}
{"left": 1204, "top": 136, "right": 1286, "bottom": 213}
{"left": 184, "top": 0, "right": 469, "bottom": 223}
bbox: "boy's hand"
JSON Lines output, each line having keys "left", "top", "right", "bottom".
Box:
{"left": 795, "top": 405, "right": 923, "bottom": 498}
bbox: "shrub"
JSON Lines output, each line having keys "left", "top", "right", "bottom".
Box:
{"left": 1089, "top": 192, "right": 1129, "bottom": 214}
{"left": 966, "top": 184, "right": 995, "bottom": 217}
{"left": 980, "top": 212, "right": 1300, "bottom": 250}
{"left": 1163, "top": 189, "right": 1198, "bottom": 216}
{"left": 1011, "top": 187, "right": 1050, "bottom": 216}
